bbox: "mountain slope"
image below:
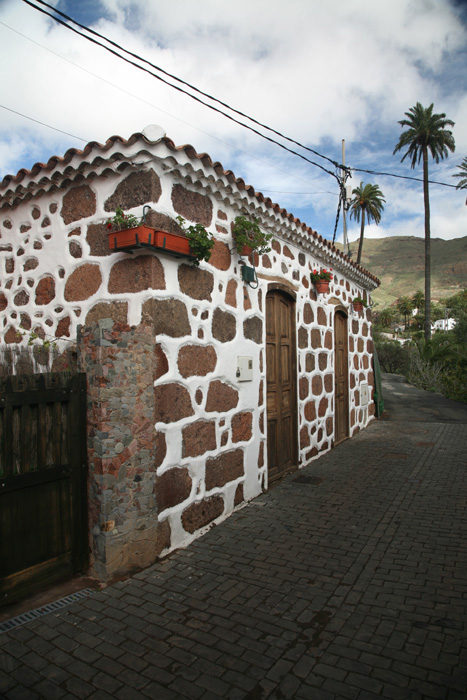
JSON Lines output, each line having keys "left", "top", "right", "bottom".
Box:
{"left": 344, "top": 236, "right": 467, "bottom": 308}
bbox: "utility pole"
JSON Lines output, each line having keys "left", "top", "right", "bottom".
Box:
{"left": 341, "top": 139, "right": 350, "bottom": 256}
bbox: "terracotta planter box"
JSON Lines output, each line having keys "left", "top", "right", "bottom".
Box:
{"left": 108, "top": 224, "right": 155, "bottom": 251}
{"left": 153, "top": 229, "right": 191, "bottom": 257}
{"left": 108, "top": 226, "right": 192, "bottom": 258}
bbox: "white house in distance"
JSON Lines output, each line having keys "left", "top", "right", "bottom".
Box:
{"left": 0, "top": 125, "right": 379, "bottom": 581}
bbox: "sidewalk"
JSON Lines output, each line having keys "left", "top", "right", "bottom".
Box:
{"left": 1, "top": 414, "right": 467, "bottom": 699}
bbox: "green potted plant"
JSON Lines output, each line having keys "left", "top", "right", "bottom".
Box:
{"left": 232, "top": 216, "right": 273, "bottom": 256}
{"left": 176, "top": 216, "right": 215, "bottom": 266}
{"left": 310, "top": 268, "right": 333, "bottom": 293}
{"left": 352, "top": 296, "right": 368, "bottom": 312}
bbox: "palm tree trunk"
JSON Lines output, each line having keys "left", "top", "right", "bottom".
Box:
{"left": 423, "top": 147, "right": 431, "bottom": 341}
{"left": 356, "top": 210, "right": 365, "bottom": 265}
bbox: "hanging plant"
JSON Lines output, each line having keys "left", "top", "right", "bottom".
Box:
{"left": 176, "top": 216, "right": 215, "bottom": 266}
{"left": 232, "top": 216, "right": 274, "bottom": 255}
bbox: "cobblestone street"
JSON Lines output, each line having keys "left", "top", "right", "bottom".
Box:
{"left": 1, "top": 378, "right": 467, "bottom": 699}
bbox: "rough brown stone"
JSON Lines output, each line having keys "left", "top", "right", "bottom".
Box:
{"left": 300, "top": 426, "right": 310, "bottom": 448}
{"left": 108, "top": 255, "right": 165, "bottom": 294}
{"left": 19, "top": 313, "right": 31, "bottom": 330}
{"left": 303, "top": 303, "right": 313, "bottom": 325}
{"left": 317, "top": 307, "right": 327, "bottom": 326}
{"left": 171, "top": 184, "right": 213, "bottom": 227}
{"left": 64, "top": 264, "right": 102, "bottom": 302}
{"left": 234, "top": 484, "right": 244, "bottom": 506}
{"left": 283, "top": 245, "right": 294, "bottom": 260}
{"left": 155, "top": 430, "right": 167, "bottom": 468}
{"left": 154, "top": 344, "right": 169, "bottom": 380}
{"left": 69, "top": 241, "right": 82, "bottom": 258}
{"left": 23, "top": 258, "right": 38, "bottom": 271}
{"left": 142, "top": 298, "right": 191, "bottom": 337}
{"left": 85, "top": 301, "right": 128, "bottom": 326}
{"left": 318, "top": 353, "right": 327, "bottom": 371}
{"left": 156, "top": 467, "right": 192, "bottom": 512}
{"left": 243, "top": 287, "right": 252, "bottom": 311}
{"left": 350, "top": 373, "right": 356, "bottom": 389}
{"left": 243, "top": 316, "right": 262, "bottom": 344}
{"left": 352, "top": 319, "right": 359, "bottom": 334}
{"left": 231, "top": 412, "right": 252, "bottom": 443}
{"left": 212, "top": 308, "right": 236, "bottom": 343}
{"left": 262, "top": 254, "right": 272, "bottom": 269}
{"left": 305, "top": 353, "right": 315, "bottom": 372}
{"left": 311, "top": 329, "right": 321, "bottom": 349}
{"left": 13, "top": 290, "right": 29, "bottom": 306}
{"left": 183, "top": 420, "right": 216, "bottom": 457}
{"left": 104, "top": 170, "right": 162, "bottom": 212}
{"left": 312, "top": 375, "right": 323, "bottom": 395}
{"left": 362, "top": 323, "right": 369, "bottom": 337}
{"left": 41, "top": 216, "right": 51, "bottom": 228}
{"left": 182, "top": 495, "right": 224, "bottom": 534}
{"left": 4, "top": 327, "right": 22, "bottom": 343}
{"left": 349, "top": 337, "right": 354, "bottom": 352}
{"left": 297, "top": 327, "right": 308, "bottom": 349}
{"left": 206, "top": 380, "right": 239, "bottom": 413}
{"left": 324, "top": 373, "right": 333, "bottom": 393}
{"left": 154, "top": 383, "right": 194, "bottom": 423}
{"left": 61, "top": 185, "right": 96, "bottom": 224}
{"left": 55, "top": 316, "right": 71, "bottom": 338}
{"left": 272, "top": 240, "right": 281, "bottom": 254}
{"left": 195, "top": 389, "right": 203, "bottom": 405}
{"left": 363, "top": 355, "right": 369, "bottom": 369}
{"left": 218, "top": 209, "right": 227, "bottom": 220}
{"left": 209, "top": 240, "right": 231, "bottom": 271}
{"left": 205, "top": 449, "right": 244, "bottom": 490}
{"left": 31, "top": 207, "right": 40, "bottom": 221}
{"left": 178, "top": 344, "right": 217, "bottom": 377}
{"left": 304, "top": 400, "right": 316, "bottom": 422}
{"left": 298, "top": 376, "right": 308, "bottom": 401}
{"left": 324, "top": 331, "right": 332, "bottom": 350}
{"left": 225, "top": 279, "right": 237, "bottom": 307}
{"left": 35, "top": 276, "right": 56, "bottom": 305}
{"left": 87, "top": 223, "right": 112, "bottom": 257}
{"left": 179, "top": 265, "right": 214, "bottom": 302}
{"left": 318, "top": 397, "right": 328, "bottom": 417}
{"left": 357, "top": 338, "right": 364, "bottom": 353}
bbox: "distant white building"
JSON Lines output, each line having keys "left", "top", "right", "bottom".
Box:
{"left": 433, "top": 318, "right": 457, "bottom": 332}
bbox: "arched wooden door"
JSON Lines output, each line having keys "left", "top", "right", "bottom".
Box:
{"left": 266, "top": 290, "right": 298, "bottom": 483}
{"left": 334, "top": 310, "right": 349, "bottom": 444}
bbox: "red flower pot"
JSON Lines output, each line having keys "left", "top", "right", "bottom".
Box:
{"left": 314, "top": 280, "right": 330, "bottom": 294}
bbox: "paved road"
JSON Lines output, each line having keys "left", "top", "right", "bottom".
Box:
{"left": 382, "top": 373, "right": 467, "bottom": 423}
{"left": 1, "top": 378, "right": 467, "bottom": 699}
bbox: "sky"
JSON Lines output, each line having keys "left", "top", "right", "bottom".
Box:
{"left": 0, "top": 0, "right": 466, "bottom": 247}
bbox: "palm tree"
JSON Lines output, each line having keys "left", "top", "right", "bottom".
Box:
{"left": 453, "top": 156, "right": 467, "bottom": 203}
{"left": 397, "top": 296, "right": 414, "bottom": 331}
{"left": 393, "top": 103, "right": 455, "bottom": 341}
{"left": 412, "top": 290, "right": 425, "bottom": 312}
{"left": 349, "top": 182, "right": 385, "bottom": 265}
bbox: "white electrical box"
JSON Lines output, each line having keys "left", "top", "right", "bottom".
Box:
{"left": 236, "top": 356, "right": 253, "bottom": 382}
{"left": 360, "top": 382, "right": 369, "bottom": 406}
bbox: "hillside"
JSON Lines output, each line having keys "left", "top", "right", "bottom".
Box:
{"left": 342, "top": 236, "right": 467, "bottom": 308}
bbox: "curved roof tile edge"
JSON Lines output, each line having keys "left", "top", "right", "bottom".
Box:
{"left": 0, "top": 130, "right": 379, "bottom": 285}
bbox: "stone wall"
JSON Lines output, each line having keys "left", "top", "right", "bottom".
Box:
{"left": 0, "top": 153, "right": 377, "bottom": 576}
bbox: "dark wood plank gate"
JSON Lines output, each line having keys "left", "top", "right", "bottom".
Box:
{"left": 0, "top": 373, "right": 88, "bottom": 607}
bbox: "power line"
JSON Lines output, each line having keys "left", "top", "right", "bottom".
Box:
{"left": 30, "top": 0, "right": 344, "bottom": 174}
{"left": 0, "top": 104, "right": 87, "bottom": 142}
{"left": 351, "top": 166, "right": 458, "bottom": 189}
{"left": 21, "top": 0, "right": 342, "bottom": 185}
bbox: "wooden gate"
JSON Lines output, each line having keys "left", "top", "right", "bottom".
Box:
{"left": 0, "top": 373, "right": 88, "bottom": 607}
{"left": 266, "top": 289, "right": 298, "bottom": 483}
{"left": 334, "top": 310, "right": 349, "bottom": 444}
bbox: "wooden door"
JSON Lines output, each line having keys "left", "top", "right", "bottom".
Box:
{"left": 334, "top": 310, "right": 349, "bottom": 444}
{"left": 0, "top": 373, "right": 88, "bottom": 607}
{"left": 266, "top": 291, "right": 298, "bottom": 483}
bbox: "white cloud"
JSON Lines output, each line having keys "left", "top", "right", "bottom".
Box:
{"left": 0, "top": 0, "right": 465, "bottom": 241}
